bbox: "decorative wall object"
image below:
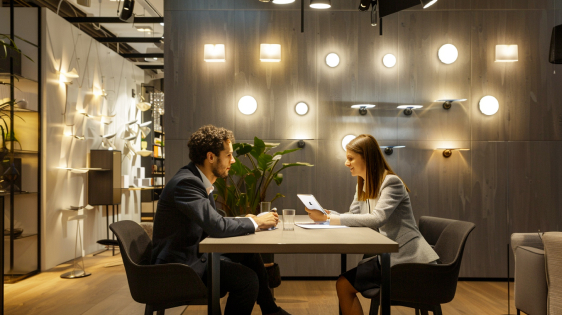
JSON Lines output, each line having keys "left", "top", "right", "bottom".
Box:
{"left": 479, "top": 95, "right": 499, "bottom": 115}
{"left": 495, "top": 45, "right": 518, "bottom": 62}
{"left": 295, "top": 102, "right": 309, "bottom": 115}
{"left": 204, "top": 44, "right": 226, "bottom": 62}
{"left": 325, "top": 53, "right": 339, "bottom": 67}
{"left": 341, "top": 135, "right": 356, "bottom": 151}
{"left": 382, "top": 54, "right": 396, "bottom": 68}
{"left": 260, "top": 44, "right": 281, "bottom": 62}
{"left": 351, "top": 104, "right": 375, "bottom": 115}
{"left": 238, "top": 95, "right": 258, "bottom": 115}
{"left": 397, "top": 105, "right": 423, "bottom": 116}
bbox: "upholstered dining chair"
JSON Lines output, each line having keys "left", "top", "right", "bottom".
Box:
{"left": 110, "top": 220, "right": 208, "bottom": 315}
{"left": 360, "top": 216, "right": 475, "bottom": 315}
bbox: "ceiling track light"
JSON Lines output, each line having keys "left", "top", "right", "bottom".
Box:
{"left": 420, "top": 0, "right": 437, "bottom": 9}
{"left": 119, "top": 0, "right": 135, "bottom": 22}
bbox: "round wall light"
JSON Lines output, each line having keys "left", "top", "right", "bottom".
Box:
{"left": 479, "top": 95, "right": 499, "bottom": 115}
{"left": 382, "top": 54, "right": 396, "bottom": 68}
{"left": 342, "top": 135, "right": 356, "bottom": 151}
{"left": 238, "top": 96, "right": 257, "bottom": 115}
{"left": 326, "top": 53, "right": 340, "bottom": 67}
{"left": 295, "top": 102, "right": 309, "bottom": 115}
{"left": 438, "top": 44, "right": 458, "bottom": 64}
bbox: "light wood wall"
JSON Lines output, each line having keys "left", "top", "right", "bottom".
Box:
{"left": 164, "top": 0, "right": 562, "bottom": 277}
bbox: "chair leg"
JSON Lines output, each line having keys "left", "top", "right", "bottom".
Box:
{"left": 369, "top": 298, "right": 380, "bottom": 315}
{"left": 516, "top": 310, "right": 520, "bottom": 315}
{"left": 156, "top": 311, "right": 165, "bottom": 315}
{"left": 432, "top": 305, "right": 442, "bottom": 315}
{"left": 144, "top": 305, "right": 153, "bottom": 315}
{"left": 420, "top": 310, "right": 429, "bottom": 315}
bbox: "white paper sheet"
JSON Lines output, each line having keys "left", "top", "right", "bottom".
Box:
{"left": 295, "top": 223, "right": 349, "bottom": 229}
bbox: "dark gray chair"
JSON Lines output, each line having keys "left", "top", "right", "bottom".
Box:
{"left": 110, "top": 220, "right": 208, "bottom": 315}
{"left": 360, "top": 216, "right": 475, "bottom": 315}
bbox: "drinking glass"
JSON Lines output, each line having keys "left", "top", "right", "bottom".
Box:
{"left": 260, "top": 202, "right": 271, "bottom": 213}
{"left": 283, "top": 209, "right": 295, "bottom": 231}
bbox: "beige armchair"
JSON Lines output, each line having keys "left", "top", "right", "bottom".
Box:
{"left": 511, "top": 232, "right": 562, "bottom": 315}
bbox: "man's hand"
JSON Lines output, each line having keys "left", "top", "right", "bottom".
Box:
{"left": 305, "top": 207, "right": 328, "bottom": 222}
{"left": 253, "top": 212, "right": 279, "bottom": 230}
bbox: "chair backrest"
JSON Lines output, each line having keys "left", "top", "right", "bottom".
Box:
{"left": 419, "top": 216, "right": 475, "bottom": 266}
{"left": 110, "top": 220, "right": 153, "bottom": 266}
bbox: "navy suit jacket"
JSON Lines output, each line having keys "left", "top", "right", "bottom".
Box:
{"left": 151, "top": 162, "right": 255, "bottom": 277}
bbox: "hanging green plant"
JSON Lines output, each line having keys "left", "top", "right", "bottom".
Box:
{"left": 214, "top": 137, "right": 313, "bottom": 217}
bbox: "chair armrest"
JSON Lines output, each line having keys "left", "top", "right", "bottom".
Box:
{"left": 387, "top": 263, "right": 459, "bottom": 305}
{"left": 125, "top": 263, "right": 207, "bottom": 305}
{"left": 543, "top": 232, "right": 562, "bottom": 315}
{"left": 511, "top": 233, "right": 544, "bottom": 257}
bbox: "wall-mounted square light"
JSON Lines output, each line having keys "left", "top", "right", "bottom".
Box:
{"left": 260, "top": 44, "right": 281, "bottom": 62}
{"left": 204, "top": 44, "right": 226, "bottom": 62}
{"left": 495, "top": 45, "right": 518, "bottom": 62}
{"left": 135, "top": 26, "right": 153, "bottom": 33}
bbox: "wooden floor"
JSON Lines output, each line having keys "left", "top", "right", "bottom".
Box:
{"left": 4, "top": 252, "right": 517, "bottom": 315}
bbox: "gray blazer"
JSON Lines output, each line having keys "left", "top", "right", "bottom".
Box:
{"left": 331, "top": 175, "right": 439, "bottom": 267}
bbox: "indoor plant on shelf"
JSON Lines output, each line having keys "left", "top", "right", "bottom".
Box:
{"left": 214, "top": 137, "right": 313, "bottom": 289}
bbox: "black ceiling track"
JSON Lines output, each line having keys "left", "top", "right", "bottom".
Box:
{"left": 94, "top": 37, "right": 163, "bottom": 43}
{"left": 137, "top": 65, "right": 164, "bottom": 70}
{"left": 65, "top": 17, "right": 164, "bottom": 23}
{"left": 121, "top": 53, "right": 164, "bottom": 59}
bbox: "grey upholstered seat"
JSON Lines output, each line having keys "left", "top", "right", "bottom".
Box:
{"left": 110, "top": 220, "right": 208, "bottom": 315}
{"left": 360, "top": 216, "right": 475, "bottom": 315}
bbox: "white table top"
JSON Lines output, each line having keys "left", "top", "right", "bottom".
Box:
{"left": 200, "top": 215, "right": 399, "bottom": 254}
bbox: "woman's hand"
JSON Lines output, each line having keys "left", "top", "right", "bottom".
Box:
{"left": 305, "top": 207, "right": 328, "bottom": 222}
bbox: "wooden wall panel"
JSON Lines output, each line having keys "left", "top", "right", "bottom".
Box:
{"left": 164, "top": 11, "right": 235, "bottom": 140}
{"left": 165, "top": 0, "right": 234, "bottom": 11}
{"left": 397, "top": 11, "right": 472, "bottom": 141}
{"left": 461, "top": 141, "right": 508, "bottom": 278}
{"left": 165, "top": 140, "right": 187, "bottom": 183}
{"left": 471, "top": 10, "right": 561, "bottom": 141}
{"left": 471, "top": 0, "right": 553, "bottom": 10}
{"left": 234, "top": 10, "right": 318, "bottom": 140}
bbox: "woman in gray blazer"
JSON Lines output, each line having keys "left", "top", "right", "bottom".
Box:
{"left": 306, "top": 134, "right": 439, "bottom": 315}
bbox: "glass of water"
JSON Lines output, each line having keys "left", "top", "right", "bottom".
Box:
{"left": 260, "top": 202, "right": 271, "bottom": 213}
{"left": 283, "top": 209, "right": 295, "bottom": 231}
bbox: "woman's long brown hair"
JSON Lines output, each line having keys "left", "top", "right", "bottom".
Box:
{"left": 346, "top": 134, "right": 410, "bottom": 201}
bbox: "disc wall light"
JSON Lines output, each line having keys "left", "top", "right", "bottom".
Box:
{"left": 326, "top": 53, "right": 340, "bottom": 67}
{"left": 479, "top": 95, "right": 499, "bottom": 115}
{"left": 342, "top": 135, "right": 356, "bottom": 151}
{"left": 295, "top": 102, "right": 309, "bottom": 115}
{"left": 382, "top": 54, "right": 396, "bottom": 68}
{"left": 238, "top": 96, "right": 258, "bottom": 115}
{"left": 438, "top": 44, "right": 458, "bottom": 64}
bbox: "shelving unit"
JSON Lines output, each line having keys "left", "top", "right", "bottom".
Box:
{"left": 140, "top": 85, "right": 165, "bottom": 222}
{"left": 1, "top": 6, "right": 41, "bottom": 285}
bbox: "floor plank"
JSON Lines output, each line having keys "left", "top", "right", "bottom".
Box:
{"left": 4, "top": 253, "right": 517, "bottom": 314}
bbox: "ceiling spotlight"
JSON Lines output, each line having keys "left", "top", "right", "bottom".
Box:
{"left": 420, "top": 0, "right": 438, "bottom": 9}
{"left": 397, "top": 105, "right": 423, "bottom": 115}
{"left": 382, "top": 54, "right": 396, "bottom": 68}
{"left": 351, "top": 104, "right": 375, "bottom": 115}
{"left": 295, "top": 102, "right": 309, "bottom": 115}
{"left": 119, "top": 0, "right": 135, "bottom": 21}
{"left": 310, "top": 0, "right": 331, "bottom": 9}
{"left": 435, "top": 98, "right": 467, "bottom": 110}
{"left": 438, "top": 44, "right": 458, "bottom": 64}
{"left": 325, "top": 53, "right": 340, "bottom": 67}
{"left": 342, "top": 135, "right": 356, "bottom": 151}
{"left": 358, "top": 0, "right": 371, "bottom": 11}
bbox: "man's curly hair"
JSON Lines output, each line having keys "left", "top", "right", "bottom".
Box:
{"left": 188, "top": 125, "right": 235, "bottom": 165}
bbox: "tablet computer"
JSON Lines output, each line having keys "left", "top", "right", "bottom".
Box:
{"left": 297, "top": 194, "right": 327, "bottom": 215}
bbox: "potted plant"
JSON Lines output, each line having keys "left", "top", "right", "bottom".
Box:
{"left": 214, "top": 137, "right": 313, "bottom": 289}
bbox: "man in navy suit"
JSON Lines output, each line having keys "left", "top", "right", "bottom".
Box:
{"left": 151, "top": 125, "right": 290, "bottom": 315}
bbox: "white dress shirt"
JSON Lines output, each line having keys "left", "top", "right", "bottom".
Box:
{"left": 195, "top": 165, "right": 259, "bottom": 231}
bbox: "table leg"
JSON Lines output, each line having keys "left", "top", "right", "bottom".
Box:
{"left": 380, "top": 253, "right": 391, "bottom": 315}
{"left": 340, "top": 254, "right": 347, "bottom": 274}
{"left": 207, "top": 253, "right": 221, "bottom": 315}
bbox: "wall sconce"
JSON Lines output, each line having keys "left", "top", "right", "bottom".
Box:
{"left": 437, "top": 148, "right": 469, "bottom": 158}
{"left": 136, "top": 95, "right": 151, "bottom": 111}
{"left": 139, "top": 121, "right": 152, "bottom": 127}
{"left": 420, "top": 0, "right": 437, "bottom": 8}
{"left": 204, "top": 44, "right": 226, "bottom": 62}
{"left": 325, "top": 53, "right": 340, "bottom": 67}
{"left": 238, "top": 96, "right": 257, "bottom": 115}
{"left": 438, "top": 44, "right": 458, "bottom": 64}
{"left": 310, "top": 0, "right": 331, "bottom": 8}
{"left": 123, "top": 135, "right": 137, "bottom": 141}
{"left": 295, "top": 102, "right": 309, "bottom": 115}
{"left": 397, "top": 105, "right": 423, "bottom": 115}
{"left": 495, "top": 45, "right": 518, "bottom": 62}
{"left": 273, "top": 0, "right": 295, "bottom": 3}
{"left": 435, "top": 98, "right": 467, "bottom": 110}
{"left": 380, "top": 145, "right": 405, "bottom": 155}
{"left": 135, "top": 26, "right": 153, "bottom": 33}
{"left": 101, "top": 133, "right": 117, "bottom": 150}
{"left": 58, "top": 68, "right": 79, "bottom": 84}
{"left": 93, "top": 88, "right": 107, "bottom": 98}
{"left": 63, "top": 125, "right": 84, "bottom": 140}
{"left": 260, "top": 44, "right": 281, "bottom": 62}
{"left": 342, "top": 134, "right": 356, "bottom": 151}
{"left": 479, "top": 95, "right": 499, "bottom": 115}
{"left": 382, "top": 54, "right": 396, "bottom": 68}
{"left": 351, "top": 104, "right": 375, "bottom": 115}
